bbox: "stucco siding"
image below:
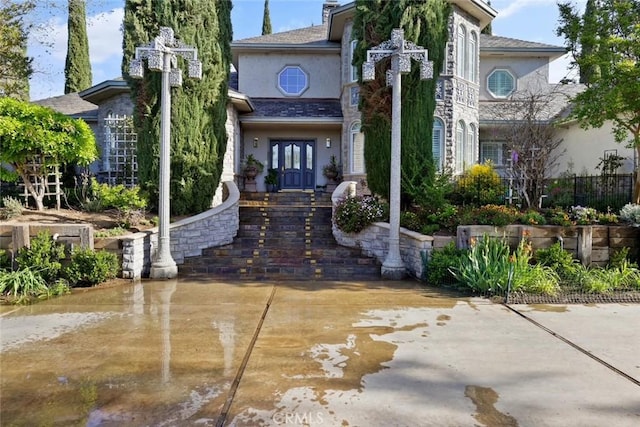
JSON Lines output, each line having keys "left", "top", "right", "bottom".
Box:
{"left": 238, "top": 53, "right": 341, "bottom": 98}
{"left": 480, "top": 57, "right": 550, "bottom": 100}
{"left": 554, "top": 121, "right": 636, "bottom": 176}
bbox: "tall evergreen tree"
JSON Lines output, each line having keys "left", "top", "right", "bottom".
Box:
{"left": 0, "top": 0, "right": 34, "bottom": 100}
{"left": 122, "top": 0, "right": 232, "bottom": 215}
{"left": 352, "top": 0, "right": 451, "bottom": 204}
{"left": 262, "top": 0, "right": 272, "bottom": 35}
{"left": 64, "top": 0, "right": 92, "bottom": 94}
{"left": 578, "top": 0, "right": 598, "bottom": 84}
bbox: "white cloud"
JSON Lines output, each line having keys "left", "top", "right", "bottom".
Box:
{"left": 28, "top": 8, "right": 124, "bottom": 100}
{"left": 87, "top": 8, "right": 124, "bottom": 64}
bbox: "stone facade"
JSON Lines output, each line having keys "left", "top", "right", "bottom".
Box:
{"left": 120, "top": 181, "right": 240, "bottom": 279}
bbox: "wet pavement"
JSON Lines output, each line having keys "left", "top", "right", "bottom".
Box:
{"left": 1, "top": 279, "right": 639, "bottom": 426}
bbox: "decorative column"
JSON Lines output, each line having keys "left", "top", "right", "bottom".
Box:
{"left": 128, "top": 27, "right": 202, "bottom": 279}
{"left": 362, "top": 28, "right": 433, "bottom": 280}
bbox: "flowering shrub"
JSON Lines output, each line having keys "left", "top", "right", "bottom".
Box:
{"left": 620, "top": 203, "right": 640, "bottom": 226}
{"left": 334, "top": 196, "right": 387, "bottom": 233}
{"left": 458, "top": 204, "right": 520, "bottom": 227}
{"left": 453, "top": 163, "right": 504, "bottom": 206}
{"left": 570, "top": 206, "right": 599, "bottom": 225}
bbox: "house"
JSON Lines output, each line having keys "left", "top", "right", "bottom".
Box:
{"left": 34, "top": 0, "right": 636, "bottom": 200}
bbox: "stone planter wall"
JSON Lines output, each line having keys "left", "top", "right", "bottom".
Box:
{"left": 119, "top": 181, "right": 240, "bottom": 279}
{"left": 331, "top": 181, "right": 434, "bottom": 279}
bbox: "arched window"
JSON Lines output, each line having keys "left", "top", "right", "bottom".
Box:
{"left": 456, "top": 24, "right": 467, "bottom": 78}
{"left": 467, "top": 123, "right": 477, "bottom": 166}
{"left": 350, "top": 40, "right": 358, "bottom": 82}
{"left": 432, "top": 118, "right": 445, "bottom": 171}
{"left": 456, "top": 120, "right": 466, "bottom": 173}
{"left": 469, "top": 32, "right": 478, "bottom": 83}
{"left": 350, "top": 121, "right": 365, "bottom": 173}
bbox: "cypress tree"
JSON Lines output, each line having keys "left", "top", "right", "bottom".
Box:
{"left": 262, "top": 0, "right": 272, "bottom": 35}
{"left": 0, "top": 0, "right": 34, "bottom": 100}
{"left": 64, "top": 0, "right": 92, "bottom": 94}
{"left": 122, "top": 0, "right": 232, "bottom": 215}
{"left": 352, "top": 0, "right": 451, "bottom": 204}
{"left": 579, "top": 0, "right": 598, "bottom": 84}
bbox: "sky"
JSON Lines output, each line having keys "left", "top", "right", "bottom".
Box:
{"left": 27, "top": 0, "right": 585, "bottom": 101}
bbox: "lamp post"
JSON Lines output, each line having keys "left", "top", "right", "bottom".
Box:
{"left": 362, "top": 28, "right": 433, "bottom": 280}
{"left": 128, "top": 27, "right": 202, "bottom": 279}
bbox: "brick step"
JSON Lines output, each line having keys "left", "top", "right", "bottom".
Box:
{"left": 179, "top": 191, "right": 382, "bottom": 281}
{"left": 200, "top": 243, "right": 366, "bottom": 258}
{"left": 178, "top": 265, "right": 382, "bottom": 281}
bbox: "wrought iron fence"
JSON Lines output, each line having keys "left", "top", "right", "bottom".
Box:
{"left": 451, "top": 173, "right": 635, "bottom": 211}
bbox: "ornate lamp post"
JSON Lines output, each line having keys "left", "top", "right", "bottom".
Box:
{"left": 362, "top": 28, "right": 433, "bottom": 280}
{"left": 128, "top": 27, "right": 202, "bottom": 279}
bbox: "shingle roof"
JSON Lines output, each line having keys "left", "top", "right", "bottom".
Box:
{"left": 481, "top": 34, "right": 566, "bottom": 52}
{"left": 480, "top": 83, "right": 585, "bottom": 123}
{"left": 32, "top": 93, "right": 98, "bottom": 121}
{"left": 233, "top": 24, "right": 337, "bottom": 47}
{"left": 245, "top": 98, "right": 342, "bottom": 119}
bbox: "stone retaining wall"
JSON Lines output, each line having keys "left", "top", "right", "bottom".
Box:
{"left": 120, "top": 181, "right": 240, "bottom": 279}
{"left": 331, "top": 181, "right": 434, "bottom": 279}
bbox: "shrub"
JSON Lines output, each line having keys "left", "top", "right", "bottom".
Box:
{"left": 0, "top": 249, "right": 10, "bottom": 270}
{"left": 451, "top": 235, "right": 511, "bottom": 293}
{"left": 400, "top": 211, "right": 422, "bottom": 232}
{"left": 570, "top": 206, "right": 599, "bottom": 225}
{"left": 519, "top": 210, "right": 546, "bottom": 225}
{"left": 459, "top": 204, "right": 520, "bottom": 227}
{"left": 16, "top": 231, "right": 66, "bottom": 283}
{"left": 64, "top": 248, "right": 119, "bottom": 287}
{"left": 453, "top": 163, "right": 504, "bottom": 205}
{"left": 545, "top": 208, "right": 572, "bottom": 226}
{"left": 535, "top": 242, "right": 579, "bottom": 280}
{"left": 620, "top": 203, "right": 640, "bottom": 225}
{"left": 334, "top": 195, "right": 387, "bottom": 234}
{"left": 0, "top": 267, "right": 69, "bottom": 304}
{"left": 424, "top": 242, "right": 466, "bottom": 285}
{"left": 89, "top": 178, "right": 147, "bottom": 212}
{"left": 0, "top": 196, "right": 23, "bottom": 220}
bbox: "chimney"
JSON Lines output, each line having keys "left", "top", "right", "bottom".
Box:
{"left": 322, "top": 1, "right": 339, "bottom": 24}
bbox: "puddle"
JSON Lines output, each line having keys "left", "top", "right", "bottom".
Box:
{"left": 465, "top": 385, "right": 518, "bottom": 427}
{"left": 528, "top": 304, "right": 568, "bottom": 313}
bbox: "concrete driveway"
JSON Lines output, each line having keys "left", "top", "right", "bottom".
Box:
{"left": 1, "top": 279, "right": 638, "bottom": 426}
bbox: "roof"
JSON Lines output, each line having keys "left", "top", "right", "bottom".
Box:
{"left": 246, "top": 98, "right": 343, "bottom": 119}
{"left": 32, "top": 92, "right": 98, "bottom": 121}
{"left": 79, "top": 78, "right": 129, "bottom": 104}
{"left": 480, "top": 83, "right": 585, "bottom": 123}
{"left": 481, "top": 34, "right": 566, "bottom": 59}
{"left": 233, "top": 25, "right": 335, "bottom": 47}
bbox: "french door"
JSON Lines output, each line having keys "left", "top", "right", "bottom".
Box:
{"left": 270, "top": 140, "right": 315, "bottom": 190}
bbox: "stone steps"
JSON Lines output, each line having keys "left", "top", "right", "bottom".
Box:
{"left": 179, "top": 192, "right": 381, "bottom": 281}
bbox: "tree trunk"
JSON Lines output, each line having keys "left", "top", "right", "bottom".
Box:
{"left": 17, "top": 170, "right": 45, "bottom": 211}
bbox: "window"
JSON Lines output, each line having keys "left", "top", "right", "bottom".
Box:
{"left": 456, "top": 24, "right": 466, "bottom": 78}
{"left": 277, "top": 66, "right": 308, "bottom": 96}
{"left": 350, "top": 86, "right": 359, "bottom": 106}
{"left": 480, "top": 141, "right": 505, "bottom": 166}
{"left": 350, "top": 121, "right": 365, "bottom": 173}
{"left": 487, "top": 69, "right": 515, "bottom": 98}
{"left": 467, "top": 123, "right": 477, "bottom": 166}
{"left": 456, "top": 120, "right": 466, "bottom": 173}
{"left": 350, "top": 40, "right": 358, "bottom": 82}
{"left": 432, "top": 118, "right": 444, "bottom": 171}
{"left": 469, "top": 32, "right": 478, "bottom": 83}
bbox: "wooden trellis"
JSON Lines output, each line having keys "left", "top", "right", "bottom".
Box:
{"left": 103, "top": 115, "right": 138, "bottom": 187}
{"left": 19, "top": 156, "right": 62, "bottom": 209}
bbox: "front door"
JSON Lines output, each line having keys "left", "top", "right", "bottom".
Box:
{"left": 271, "top": 140, "right": 315, "bottom": 190}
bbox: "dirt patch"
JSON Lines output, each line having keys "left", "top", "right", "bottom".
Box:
{"left": 2, "top": 208, "right": 156, "bottom": 234}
